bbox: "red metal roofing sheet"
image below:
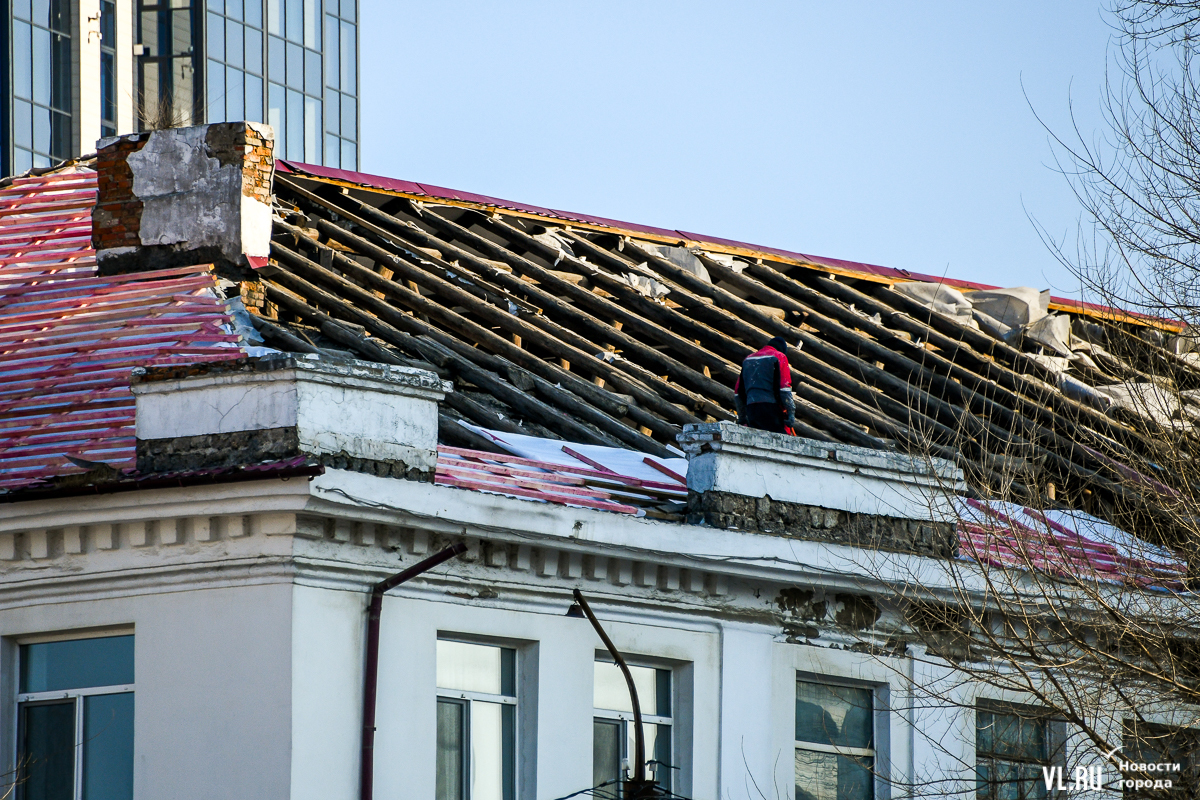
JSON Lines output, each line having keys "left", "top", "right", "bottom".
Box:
{"left": 0, "top": 168, "right": 245, "bottom": 491}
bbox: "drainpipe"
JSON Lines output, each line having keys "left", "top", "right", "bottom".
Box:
{"left": 568, "top": 588, "right": 656, "bottom": 800}
{"left": 360, "top": 542, "right": 467, "bottom": 800}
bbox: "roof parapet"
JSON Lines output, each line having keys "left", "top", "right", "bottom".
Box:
{"left": 131, "top": 355, "right": 450, "bottom": 480}
{"left": 678, "top": 422, "right": 968, "bottom": 556}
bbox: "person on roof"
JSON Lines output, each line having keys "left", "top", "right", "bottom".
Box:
{"left": 734, "top": 336, "right": 797, "bottom": 434}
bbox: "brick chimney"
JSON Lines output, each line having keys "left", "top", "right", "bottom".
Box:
{"left": 91, "top": 122, "right": 274, "bottom": 276}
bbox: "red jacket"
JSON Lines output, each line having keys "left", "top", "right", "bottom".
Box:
{"left": 735, "top": 345, "right": 792, "bottom": 405}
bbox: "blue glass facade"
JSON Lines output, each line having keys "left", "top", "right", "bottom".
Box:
{"left": 2, "top": 0, "right": 357, "bottom": 176}
{"left": 8, "top": 0, "right": 73, "bottom": 173}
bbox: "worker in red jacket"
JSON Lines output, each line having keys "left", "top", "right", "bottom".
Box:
{"left": 734, "top": 336, "right": 797, "bottom": 434}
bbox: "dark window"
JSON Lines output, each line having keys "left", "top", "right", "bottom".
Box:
{"left": 795, "top": 680, "right": 875, "bottom": 800}
{"left": 593, "top": 660, "right": 673, "bottom": 796}
{"left": 100, "top": 0, "right": 118, "bottom": 137}
{"left": 17, "top": 635, "right": 134, "bottom": 800}
{"left": 136, "top": 0, "right": 199, "bottom": 130}
{"left": 977, "top": 705, "right": 1061, "bottom": 800}
{"left": 1123, "top": 721, "right": 1199, "bottom": 798}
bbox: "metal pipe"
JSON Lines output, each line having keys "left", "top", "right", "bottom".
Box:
{"left": 571, "top": 588, "right": 650, "bottom": 794}
{"left": 360, "top": 542, "right": 467, "bottom": 800}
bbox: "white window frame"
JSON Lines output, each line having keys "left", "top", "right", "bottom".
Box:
{"left": 593, "top": 657, "right": 675, "bottom": 793}
{"left": 435, "top": 637, "right": 518, "bottom": 800}
{"left": 14, "top": 630, "right": 135, "bottom": 800}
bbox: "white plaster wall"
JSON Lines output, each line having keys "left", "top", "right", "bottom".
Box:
{"left": 135, "top": 379, "right": 301, "bottom": 438}
{"left": 371, "top": 593, "right": 721, "bottom": 800}
{"left": 0, "top": 582, "right": 294, "bottom": 800}
{"left": 290, "top": 584, "right": 364, "bottom": 799}
{"left": 115, "top": 0, "right": 134, "bottom": 136}
{"left": 76, "top": 0, "right": 102, "bottom": 155}
{"left": 294, "top": 379, "right": 438, "bottom": 464}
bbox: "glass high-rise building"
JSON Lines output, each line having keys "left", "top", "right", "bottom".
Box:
{"left": 1, "top": 0, "right": 358, "bottom": 176}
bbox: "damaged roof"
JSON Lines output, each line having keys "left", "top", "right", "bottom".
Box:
{"left": 264, "top": 162, "right": 1200, "bottom": 544}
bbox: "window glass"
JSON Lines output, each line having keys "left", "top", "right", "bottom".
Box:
{"left": 268, "top": 35, "right": 286, "bottom": 80}
{"left": 267, "top": 0, "right": 281, "bottom": 34}
{"left": 20, "top": 701, "right": 75, "bottom": 800}
{"left": 341, "top": 0, "right": 354, "bottom": 23}
{"left": 325, "top": 133, "right": 340, "bottom": 167}
{"left": 245, "top": 0, "right": 262, "bottom": 27}
{"left": 268, "top": 81, "right": 285, "bottom": 135}
{"left": 286, "top": 0, "right": 302, "bottom": 42}
{"left": 246, "top": 74, "right": 264, "bottom": 122}
{"left": 286, "top": 40, "right": 303, "bottom": 88}
{"left": 13, "top": 21, "right": 33, "bottom": 99}
{"left": 245, "top": 30, "right": 263, "bottom": 75}
{"left": 436, "top": 640, "right": 515, "bottom": 695}
{"left": 226, "top": 68, "right": 245, "bottom": 120}
{"left": 287, "top": 88, "right": 304, "bottom": 159}
{"left": 340, "top": 138, "right": 356, "bottom": 169}
{"left": 304, "top": 96, "right": 321, "bottom": 162}
{"left": 83, "top": 692, "right": 135, "bottom": 799}
{"left": 324, "top": 15, "right": 339, "bottom": 89}
{"left": 207, "top": 13, "right": 225, "bottom": 62}
{"left": 436, "top": 700, "right": 466, "bottom": 800}
{"left": 303, "top": 0, "right": 319, "bottom": 48}
{"left": 227, "top": 20, "right": 244, "bottom": 69}
{"left": 339, "top": 21, "right": 355, "bottom": 93}
{"left": 18, "top": 636, "right": 135, "bottom": 800}
{"left": 207, "top": 60, "right": 225, "bottom": 121}
{"left": 594, "top": 660, "right": 673, "bottom": 794}
{"left": 436, "top": 640, "right": 517, "bottom": 800}
{"left": 796, "top": 681, "right": 873, "bottom": 751}
{"left": 795, "top": 679, "right": 874, "bottom": 800}
{"left": 976, "top": 708, "right": 1050, "bottom": 800}
{"left": 594, "top": 661, "right": 660, "bottom": 716}
{"left": 14, "top": 0, "right": 32, "bottom": 19}
{"left": 226, "top": 0, "right": 243, "bottom": 21}
{"left": 21, "top": 635, "right": 134, "bottom": 694}
{"left": 305, "top": 48, "right": 321, "bottom": 96}
{"left": 340, "top": 93, "right": 356, "bottom": 140}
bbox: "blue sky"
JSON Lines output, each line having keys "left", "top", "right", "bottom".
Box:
{"left": 360, "top": 2, "right": 1112, "bottom": 298}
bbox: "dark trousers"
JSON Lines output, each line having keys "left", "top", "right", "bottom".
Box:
{"left": 744, "top": 402, "right": 786, "bottom": 434}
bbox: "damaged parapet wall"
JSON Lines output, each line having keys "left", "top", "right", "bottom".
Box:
{"left": 92, "top": 122, "right": 274, "bottom": 276}
{"left": 131, "top": 354, "right": 450, "bottom": 480}
{"left": 679, "top": 422, "right": 966, "bottom": 557}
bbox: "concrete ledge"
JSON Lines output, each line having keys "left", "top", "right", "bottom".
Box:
{"left": 133, "top": 355, "right": 449, "bottom": 476}
{"left": 678, "top": 422, "right": 966, "bottom": 523}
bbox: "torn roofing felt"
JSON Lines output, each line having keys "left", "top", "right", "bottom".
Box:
{"left": 262, "top": 162, "right": 1200, "bottom": 546}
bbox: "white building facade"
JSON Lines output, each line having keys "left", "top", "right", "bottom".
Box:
{"left": 0, "top": 355, "right": 1066, "bottom": 800}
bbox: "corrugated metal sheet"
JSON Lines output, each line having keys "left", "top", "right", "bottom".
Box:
{"left": 0, "top": 168, "right": 245, "bottom": 491}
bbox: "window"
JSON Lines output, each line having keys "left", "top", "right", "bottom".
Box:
{"left": 321, "top": 0, "right": 357, "bottom": 167}
{"left": 136, "top": 0, "right": 200, "bottom": 130}
{"left": 592, "top": 660, "right": 672, "bottom": 795}
{"left": 10, "top": 0, "right": 74, "bottom": 171}
{"left": 17, "top": 634, "right": 135, "bottom": 800}
{"left": 205, "top": 0, "right": 266, "bottom": 125}
{"left": 436, "top": 639, "right": 516, "bottom": 800}
{"left": 100, "top": 0, "right": 118, "bottom": 137}
{"left": 264, "top": 0, "right": 330, "bottom": 162}
{"left": 976, "top": 705, "right": 1061, "bottom": 800}
{"left": 795, "top": 679, "right": 874, "bottom": 800}
{"left": 1122, "top": 721, "right": 1199, "bottom": 797}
